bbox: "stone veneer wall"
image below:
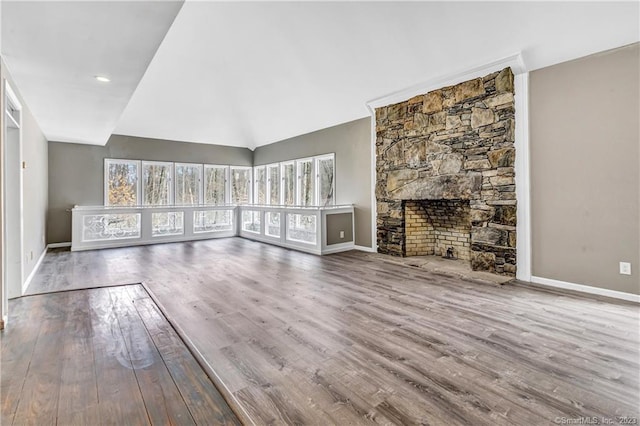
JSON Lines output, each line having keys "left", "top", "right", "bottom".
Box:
{"left": 405, "top": 200, "right": 471, "bottom": 260}
{"left": 376, "top": 68, "right": 517, "bottom": 275}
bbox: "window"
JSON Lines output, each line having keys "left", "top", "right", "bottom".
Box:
{"left": 83, "top": 213, "right": 141, "bottom": 241}
{"left": 287, "top": 213, "right": 317, "bottom": 244}
{"left": 254, "top": 166, "right": 266, "bottom": 204}
{"left": 175, "top": 163, "right": 202, "bottom": 205}
{"left": 194, "top": 210, "right": 233, "bottom": 233}
{"left": 152, "top": 212, "right": 184, "bottom": 236}
{"left": 204, "top": 165, "right": 228, "bottom": 205}
{"left": 103, "top": 154, "right": 334, "bottom": 208}
{"left": 265, "top": 212, "right": 281, "bottom": 237}
{"left": 281, "top": 161, "right": 295, "bottom": 206}
{"left": 142, "top": 161, "right": 173, "bottom": 206}
{"left": 231, "top": 167, "right": 252, "bottom": 204}
{"left": 297, "top": 158, "right": 314, "bottom": 206}
{"left": 316, "top": 155, "right": 335, "bottom": 206}
{"left": 267, "top": 164, "right": 280, "bottom": 205}
{"left": 241, "top": 210, "right": 261, "bottom": 233}
{"left": 105, "top": 159, "right": 139, "bottom": 206}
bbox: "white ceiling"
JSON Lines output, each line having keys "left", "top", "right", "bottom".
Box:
{"left": 1, "top": 1, "right": 184, "bottom": 145}
{"left": 2, "top": 1, "right": 639, "bottom": 149}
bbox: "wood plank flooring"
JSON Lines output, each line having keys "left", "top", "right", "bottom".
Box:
{"left": 1, "top": 284, "right": 240, "bottom": 425}
{"left": 20, "top": 238, "right": 640, "bottom": 424}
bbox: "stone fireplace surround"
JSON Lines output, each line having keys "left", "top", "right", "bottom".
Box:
{"left": 376, "top": 68, "right": 516, "bottom": 275}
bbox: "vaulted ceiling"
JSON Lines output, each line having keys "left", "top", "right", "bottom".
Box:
{"left": 2, "top": 1, "right": 638, "bottom": 149}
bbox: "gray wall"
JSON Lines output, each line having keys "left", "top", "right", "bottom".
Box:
{"left": 253, "top": 118, "right": 372, "bottom": 248}
{"left": 530, "top": 43, "right": 639, "bottom": 295}
{"left": 1, "top": 58, "right": 49, "bottom": 284}
{"left": 48, "top": 134, "right": 253, "bottom": 243}
{"left": 326, "top": 213, "right": 354, "bottom": 246}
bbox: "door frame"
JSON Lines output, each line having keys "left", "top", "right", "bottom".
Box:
{"left": 2, "top": 80, "right": 24, "bottom": 325}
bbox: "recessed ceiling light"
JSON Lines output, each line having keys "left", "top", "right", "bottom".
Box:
{"left": 95, "top": 75, "right": 111, "bottom": 83}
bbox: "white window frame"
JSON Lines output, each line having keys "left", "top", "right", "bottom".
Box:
{"left": 314, "top": 153, "right": 336, "bottom": 206}
{"left": 230, "top": 166, "right": 253, "bottom": 204}
{"left": 102, "top": 154, "right": 335, "bottom": 208}
{"left": 296, "top": 157, "right": 314, "bottom": 206}
{"left": 104, "top": 159, "right": 141, "bottom": 206}
{"left": 174, "top": 162, "right": 203, "bottom": 205}
{"left": 204, "top": 165, "right": 230, "bottom": 205}
{"left": 280, "top": 161, "right": 296, "bottom": 206}
{"left": 141, "top": 161, "right": 174, "bottom": 206}
{"left": 266, "top": 163, "right": 280, "bottom": 206}
{"left": 253, "top": 165, "right": 267, "bottom": 204}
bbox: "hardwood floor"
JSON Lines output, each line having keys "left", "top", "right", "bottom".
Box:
{"left": 1, "top": 285, "right": 240, "bottom": 425}
{"left": 19, "top": 238, "right": 640, "bottom": 424}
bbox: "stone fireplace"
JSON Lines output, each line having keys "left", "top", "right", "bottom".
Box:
{"left": 376, "top": 68, "right": 516, "bottom": 275}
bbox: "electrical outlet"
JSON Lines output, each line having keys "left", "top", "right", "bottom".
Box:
{"left": 619, "top": 262, "right": 631, "bottom": 275}
{"left": 339, "top": 231, "right": 345, "bottom": 239}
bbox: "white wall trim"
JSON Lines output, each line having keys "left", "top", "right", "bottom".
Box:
{"left": 365, "top": 103, "right": 378, "bottom": 254}
{"left": 514, "top": 72, "right": 532, "bottom": 281}
{"left": 22, "top": 246, "right": 47, "bottom": 294}
{"left": 531, "top": 276, "right": 640, "bottom": 303}
{"left": 47, "top": 242, "right": 71, "bottom": 249}
{"left": 354, "top": 244, "right": 376, "bottom": 253}
{"left": 3, "top": 79, "right": 24, "bottom": 314}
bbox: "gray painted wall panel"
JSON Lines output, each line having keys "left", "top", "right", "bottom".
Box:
{"left": 47, "top": 135, "right": 253, "bottom": 243}
{"left": 326, "top": 213, "right": 353, "bottom": 245}
{"left": 530, "top": 43, "right": 639, "bottom": 295}
{"left": 253, "top": 118, "right": 372, "bottom": 248}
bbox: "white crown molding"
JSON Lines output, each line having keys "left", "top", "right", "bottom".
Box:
{"left": 531, "top": 276, "right": 639, "bottom": 303}
{"left": 367, "top": 52, "right": 527, "bottom": 110}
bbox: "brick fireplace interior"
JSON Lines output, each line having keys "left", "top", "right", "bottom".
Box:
{"left": 405, "top": 200, "right": 471, "bottom": 260}
{"left": 376, "top": 67, "right": 517, "bottom": 275}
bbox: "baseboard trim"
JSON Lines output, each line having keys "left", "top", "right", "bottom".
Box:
{"left": 22, "top": 247, "right": 48, "bottom": 295}
{"left": 530, "top": 276, "right": 639, "bottom": 303}
{"left": 47, "top": 242, "right": 71, "bottom": 249}
{"left": 322, "top": 243, "right": 356, "bottom": 255}
{"left": 354, "top": 245, "right": 376, "bottom": 253}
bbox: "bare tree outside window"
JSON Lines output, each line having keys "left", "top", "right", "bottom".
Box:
{"left": 298, "top": 160, "right": 313, "bottom": 206}
{"left": 107, "top": 161, "right": 138, "bottom": 206}
{"left": 254, "top": 166, "right": 266, "bottom": 204}
{"left": 143, "top": 163, "right": 171, "bottom": 205}
{"left": 175, "top": 164, "right": 202, "bottom": 205}
{"left": 317, "top": 157, "right": 334, "bottom": 206}
{"left": 231, "top": 168, "right": 251, "bottom": 204}
{"left": 268, "top": 165, "right": 280, "bottom": 205}
{"left": 204, "top": 166, "right": 226, "bottom": 205}
{"left": 282, "top": 163, "right": 295, "bottom": 206}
